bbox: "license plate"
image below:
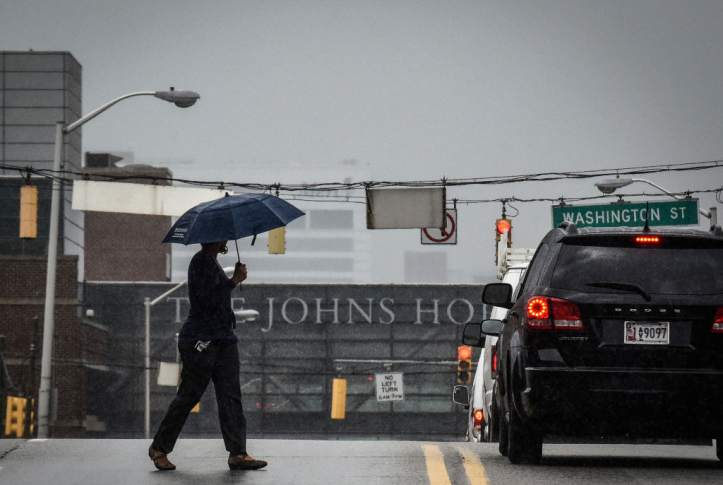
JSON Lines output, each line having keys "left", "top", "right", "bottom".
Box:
{"left": 624, "top": 321, "right": 669, "bottom": 345}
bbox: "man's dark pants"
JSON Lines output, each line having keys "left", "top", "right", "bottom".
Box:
{"left": 152, "top": 340, "right": 246, "bottom": 456}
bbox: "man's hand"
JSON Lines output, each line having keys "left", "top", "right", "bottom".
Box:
{"left": 232, "top": 262, "right": 247, "bottom": 285}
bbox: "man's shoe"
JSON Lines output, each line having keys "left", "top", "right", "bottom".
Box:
{"left": 228, "top": 454, "right": 267, "bottom": 470}
{"left": 149, "top": 445, "right": 176, "bottom": 471}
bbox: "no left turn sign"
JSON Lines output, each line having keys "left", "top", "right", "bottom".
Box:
{"left": 421, "top": 209, "right": 457, "bottom": 245}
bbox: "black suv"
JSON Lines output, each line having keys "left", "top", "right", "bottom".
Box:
{"left": 464, "top": 222, "right": 723, "bottom": 464}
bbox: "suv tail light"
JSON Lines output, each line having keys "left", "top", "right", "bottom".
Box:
{"left": 491, "top": 346, "right": 498, "bottom": 373}
{"left": 712, "top": 307, "right": 723, "bottom": 333}
{"left": 527, "top": 298, "right": 552, "bottom": 329}
{"left": 526, "top": 297, "right": 584, "bottom": 331}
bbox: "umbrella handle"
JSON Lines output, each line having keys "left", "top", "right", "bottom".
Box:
{"left": 234, "top": 239, "right": 240, "bottom": 262}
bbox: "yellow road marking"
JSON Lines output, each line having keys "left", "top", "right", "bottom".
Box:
{"left": 422, "top": 444, "right": 452, "bottom": 485}
{"left": 457, "top": 447, "right": 490, "bottom": 485}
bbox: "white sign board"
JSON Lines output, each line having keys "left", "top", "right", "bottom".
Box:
{"left": 157, "top": 362, "right": 180, "bottom": 387}
{"left": 366, "top": 187, "right": 445, "bottom": 229}
{"left": 376, "top": 372, "right": 404, "bottom": 402}
{"left": 72, "top": 180, "right": 230, "bottom": 216}
{"left": 421, "top": 209, "right": 457, "bottom": 244}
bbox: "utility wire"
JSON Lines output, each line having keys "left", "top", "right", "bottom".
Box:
{"left": 1, "top": 159, "right": 722, "bottom": 194}
{"left": 1, "top": 161, "right": 720, "bottom": 212}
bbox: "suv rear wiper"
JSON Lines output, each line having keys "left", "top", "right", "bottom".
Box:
{"left": 586, "top": 282, "right": 652, "bottom": 301}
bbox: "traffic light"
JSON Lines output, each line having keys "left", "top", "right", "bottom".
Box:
{"left": 457, "top": 346, "right": 472, "bottom": 384}
{"left": 19, "top": 185, "right": 38, "bottom": 239}
{"left": 331, "top": 378, "right": 347, "bottom": 419}
{"left": 268, "top": 226, "right": 286, "bottom": 254}
{"left": 5, "top": 397, "right": 34, "bottom": 438}
{"left": 495, "top": 218, "right": 512, "bottom": 247}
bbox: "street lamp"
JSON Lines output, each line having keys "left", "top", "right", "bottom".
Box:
{"left": 38, "top": 89, "right": 200, "bottom": 438}
{"left": 595, "top": 177, "right": 718, "bottom": 226}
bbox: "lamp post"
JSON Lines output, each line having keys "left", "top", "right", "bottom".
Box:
{"left": 38, "top": 89, "right": 200, "bottom": 439}
{"left": 595, "top": 177, "right": 718, "bottom": 226}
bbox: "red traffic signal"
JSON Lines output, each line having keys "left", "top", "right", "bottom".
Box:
{"left": 457, "top": 346, "right": 472, "bottom": 384}
{"left": 495, "top": 218, "right": 512, "bottom": 251}
{"left": 457, "top": 346, "right": 472, "bottom": 361}
{"left": 496, "top": 218, "right": 511, "bottom": 235}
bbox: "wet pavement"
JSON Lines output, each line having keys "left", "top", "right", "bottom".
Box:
{"left": 1, "top": 438, "right": 721, "bottom": 485}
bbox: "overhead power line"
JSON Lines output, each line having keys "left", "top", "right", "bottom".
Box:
{"left": 1, "top": 159, "right": 722, "bottom": 203}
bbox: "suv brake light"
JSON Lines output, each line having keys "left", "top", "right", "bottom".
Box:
{"left": 635, "top": 236, "right": 660, "bottom": 244}
{"left": 491, "top": 346, "right": 498, "bottom": 373}
{"left": 526, "top": 297, "right": 584, "bottom": 331}
{"left": 527, "top": 298, "right": 552, "bottom": 329}
{"left": 712, "top": 307, "right": 723, "bottom": 333}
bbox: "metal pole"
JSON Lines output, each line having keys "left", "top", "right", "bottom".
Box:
{"left": 632, "top": 178, "right": 711, "bottom": 220}
{"left": 145, "top": 298, "right": 151, "bottom": 439}
{"left": 0, "top": 335, "right": 6, "bottom": 430}
{"left": 24, "top": 316, "right": 40, "bottom": 438}
{"left": 63, "top": 92, "right": 156, "bottom": 133}
{"left": 37, "top": 121, "right": 65, "bottom": 438}
{"left": 143, "top": 281, "right": 188, "bottom": 440}
{"left": 35, "top": 90, "right": 198, "bottom": 440}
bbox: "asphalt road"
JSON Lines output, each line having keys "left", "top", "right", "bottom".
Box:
{"left": 0, "top": 439, "right": 721, "bottom": 485}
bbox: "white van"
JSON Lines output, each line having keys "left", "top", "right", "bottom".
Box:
{"left": 455, "top": 263, "right": 528, "bottom": 442}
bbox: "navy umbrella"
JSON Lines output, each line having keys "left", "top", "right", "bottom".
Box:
{"left": 162, "top": 193, "right": 305, "bottom": 260}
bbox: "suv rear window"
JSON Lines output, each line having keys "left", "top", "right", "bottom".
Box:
{"left": 550, "top": 237, "right": 723, "bottom": 296}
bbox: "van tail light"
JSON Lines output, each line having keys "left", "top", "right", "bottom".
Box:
{"left": 526, "top": 297, "right": 584, "bottom": 331}
{"left": 472, "top": 408, "right": 484, "bottom": 437}
{"left": 712, "top": 307, "right": 723, "bottom": 333}
{"left": 473, "top": 409, "right": 484, "bottom": 427}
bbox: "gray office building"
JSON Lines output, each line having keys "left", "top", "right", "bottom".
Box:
{"left": 0, "top": 51, "right": 83, "bottom": 261}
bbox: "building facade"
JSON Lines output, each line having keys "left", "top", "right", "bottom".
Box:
{"left": 0, "top": 51, "right": 83, "bottom": 260}
{"left": 82, "top": 153, "right": 173, "bottom": 282}
{"left": 85, "top": 282, "right": 487, "bottom": 440}
{"left": 0, "top": 50, "right": 482, "bottom": 441}
{"left": 0, "top": 51, "right": 101, "bottom": 438}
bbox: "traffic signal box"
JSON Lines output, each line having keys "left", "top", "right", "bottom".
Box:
{"left": 5, "top": 397, "right": 34, "bottom": 438}
{"left": 495, "top": 218, "right": 512, "bottom": 266}
{"left": 457, "top": 346, "right": 472, "bottom": 384}
{"left": 331, "top": 378, "right": 347, "bottom": 419}
{"left": 495, "top": 218, "right": 512, "bottom": 246}
{"left": 268, "top": 226, "right": 286, "bottom": 254}
{"left": 19, "top": 185, "right": 38, "bottom": 239}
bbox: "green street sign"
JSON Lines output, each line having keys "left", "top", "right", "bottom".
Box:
{"left": 551, "top": 199, "right": 699, "bottom": 228}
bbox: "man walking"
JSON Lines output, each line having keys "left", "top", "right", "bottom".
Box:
{"left": 148, "top": 240, "right": 267, "bottom": 471}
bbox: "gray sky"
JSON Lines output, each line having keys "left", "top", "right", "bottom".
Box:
{"left": 2, "top": 0, "right": 722, "bottom": 282}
